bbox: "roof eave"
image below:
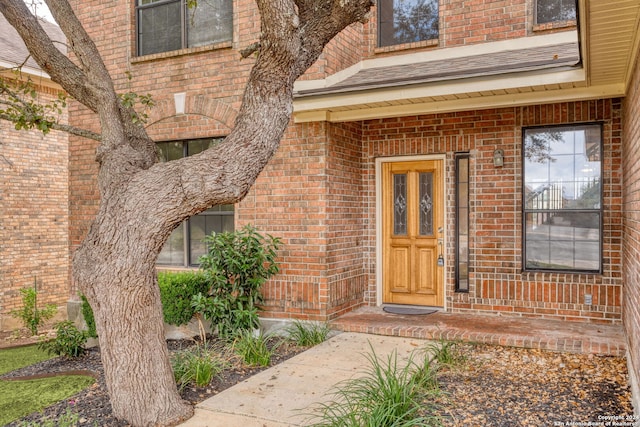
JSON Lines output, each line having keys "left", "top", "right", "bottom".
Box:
{"left": 294, "top": 67, "right": 607, "bottom": 123}
{"left": 0, "top": 61, "right": 63, "bottom": 91}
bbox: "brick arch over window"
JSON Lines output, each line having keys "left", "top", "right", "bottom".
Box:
{"left": 144, "top": 95, "right": 238, "bottom": 140}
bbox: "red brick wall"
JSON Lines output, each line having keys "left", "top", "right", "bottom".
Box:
{"left": 303, "top": 24, "right": 366, "bottom": 81}
{"left": 66, "top": 0, "right": 609, "bottom": 325}
{"left": 622, "top": 38, "right": 640, "bottom": 405}
{"left": 67, "top": 0, "right": 257, "bottom": 295}
{"left": 441, "top": 0, "right": 527, "bottom": 47}
{"left": 325, "top": 122, "right": 367, "bottom": 317}
{"left": 0, "top": 84, "right": 69, "bottom": 330}
{"left": 242, "top": 122, "right": 330, "bottom": 320}
{"left": 66, "top": 1, "right": 368, "bottom": 317}
{"left": 240, "top": 121, "right": 367, "bottom": 320}
{"left": 363, "top": 99, "right": 623, "bottom": 323}
{"left": 365, "top": 0, "right": 574, "bottom": 57}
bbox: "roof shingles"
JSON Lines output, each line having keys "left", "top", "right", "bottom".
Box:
{"left": 0, "top": 13, "right": 65, "bottom": 71}
{"left": 295, "top": 42, "right": 580, "bottom": 97}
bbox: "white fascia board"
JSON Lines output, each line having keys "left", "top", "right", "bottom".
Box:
{"left": 294, "top": 68, "right": 586, "bottom": 113}
{"left": 0, "top": 60, "right": 51, "bottom": 79}
{"left": 0, "top": 62, "right": 62, "bottom": 91}
{"left": 294, "top": 31, "right": 579, "bottom": 93}
{"left": 294, "top": 82, "right": 624, "bottom": 123}
{"left": 296, "top": 62, "right": 364, "bottom": 92}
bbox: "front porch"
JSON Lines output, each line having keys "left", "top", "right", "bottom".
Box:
{"left": 331, "top": 306, "right": 626, "bottom": 356}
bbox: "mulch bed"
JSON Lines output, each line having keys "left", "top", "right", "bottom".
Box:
{"left": 431, "top": 344, "right": 634, "bottom": 427}
{"left": 0, "top": 332, "right": 635, "bottom": 426}
{"left": 1, "top": 335, "right": 305, "bottom": 426}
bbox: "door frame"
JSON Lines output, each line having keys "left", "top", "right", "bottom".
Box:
{"left": 375, "top": 154, "right": 448, "bottom": 308}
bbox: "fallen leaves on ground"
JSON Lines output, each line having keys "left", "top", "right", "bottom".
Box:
{"left": 430, "top": 344, "right": 633, "bottom": 427}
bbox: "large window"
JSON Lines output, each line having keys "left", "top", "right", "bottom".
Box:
{"left": 523, "top": 124, "right": 602, "bottom": 272}
{"left": 378, "top": 0, "right": 439, "bottom": 47}
{"left": 536, "top": 0, "right": 576, "bottom": 24}
{"left": 136, "top": 0, "right": 232, "bottom": 56}
{"left": 157, "top": 138, "right": 234, "bottom": 267}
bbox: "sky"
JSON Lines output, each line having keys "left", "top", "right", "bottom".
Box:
{"left": 24, "top": 0, "right": 56, "bottom": 24}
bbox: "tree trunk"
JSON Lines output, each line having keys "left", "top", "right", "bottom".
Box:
{"left": 74, "top": 214, "right": 193, "bottom": 426}
{"left": 2, "top": 0, "right": 374, "bottom": 425}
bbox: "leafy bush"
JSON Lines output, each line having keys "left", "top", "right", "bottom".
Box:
{"left": 285, "top": 320, "right": 331, "bottom": 347}
{"left": 232, "top": 330, "right": 275, "bottom": 367}
{"left": 158, "top": 271, "right": 210, "bottom": 326}
{"left": 38, "top": 321, "right": 87, "bottom": 358}
{"left": 306, "top": 345, "right": 442, "bottom": 426}
{"left": 171, "top": 344, "right": 227, "bottom": 390}
{"left": 10, "top": 282, "right": 57, "bottom": 336}
{"left": 80, "top": 295, "right": 97, "bottom": 338}
{"left": 196, "top": 225, "right": 281, "bottom": 339}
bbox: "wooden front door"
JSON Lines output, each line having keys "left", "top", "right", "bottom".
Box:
{"left": 382, "top": 160, "right": 445, "bottom": 307}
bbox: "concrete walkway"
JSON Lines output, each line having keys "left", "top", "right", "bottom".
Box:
{"left": 178, "top": 332, "right": 430, "bottom": 427}
{"left": 178, "top": 308, "right": 626, "bottom": 426}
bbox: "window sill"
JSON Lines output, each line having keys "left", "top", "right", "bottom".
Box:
{"left": 533, "top": 20, "right": 577, "bottom": 33}
{"left": 375, "top": 38, "right": 438, "bottom": 55}
{"left": 132, "top": 41, "right": 233, "bottom": 64}
{"left": 521, "top": 269, "right": 602, "bottom": 277}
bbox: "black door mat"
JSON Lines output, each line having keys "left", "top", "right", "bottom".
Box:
{"left": 382, "top": 306, "right": 438, "bottom": 315}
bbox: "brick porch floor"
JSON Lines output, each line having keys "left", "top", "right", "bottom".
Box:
{"left": 331, "top": 306, "right": 627, "bottom": 356}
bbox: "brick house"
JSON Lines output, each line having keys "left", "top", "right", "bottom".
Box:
{"left": 0, "top": 14, "right": 69, "bottom": 330}
{"left": 66, "top": 0, "right": 640, "bottom": 406}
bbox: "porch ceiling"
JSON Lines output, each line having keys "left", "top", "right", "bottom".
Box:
{"left": 292, "top": 0, "right": 640, "bottom": 123}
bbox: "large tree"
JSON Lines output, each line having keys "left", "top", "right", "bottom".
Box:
{"left": 0, "top": 0, "right": 373, "bottom": 425}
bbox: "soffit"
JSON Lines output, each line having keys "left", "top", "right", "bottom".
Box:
{"left": 585, "top": 0, "right": 640, "bottom": 88}
{"left": 293, "top": 0, "right": 640, "bottom": 123}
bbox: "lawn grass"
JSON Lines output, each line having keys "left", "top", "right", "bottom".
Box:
{"left": 0, "top": 375, "right": 95, "bottom": 425}
{"left": 0, "top": 345, "right": 53, "bottom": 375}
{"left": 0, "top": 345, "right": 95, "bottom": 425}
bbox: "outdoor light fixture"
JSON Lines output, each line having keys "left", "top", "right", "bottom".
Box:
{"left": 493, "top": 149, "right": 504, "bottom": 167}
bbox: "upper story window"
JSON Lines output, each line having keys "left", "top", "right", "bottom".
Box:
{"left": 157, "top": 138, "right": 235, "bottom": 267}
{"left": 523, "top": 124, "right": 602, "bottom": 273}
{"left": 536, "top": 0, "right": 576, "bottom": 24}
{"left": 136, "top": 0, "right": 232, "bottom": 56}
{"left": 378, "top": 0, "right": 439, "bottom": 48}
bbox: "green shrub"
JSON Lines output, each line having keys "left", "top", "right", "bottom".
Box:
{"left": 171, "top": 344, "right": 226, "bottom": 390}
{"left": 10, "top": 281, "right": 57, "bottom": 336}
{"left": 306, "top": 345, "right": 442, "bottom": 426}
{"left": 285, "top": 320, "right": 331, "bottom": 347}
{"left": 232, "top": 330, "right": 275, "bottom": 367}
{"left": 80, "top": 295, "right": 97, "bottom": 338}
{"left": 38, "top": 321, "right": 87, "bottom": 358}
{"left": 196, "top": 225, "right": 281, "bottom": 339}
{"left": 427, "top": 340, "right": 467, "bottom": 369}
{"left": 158, "top": 271, "right": 210, "bottom": 326}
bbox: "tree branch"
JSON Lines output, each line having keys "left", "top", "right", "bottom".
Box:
{"left": 0, "top": 0, "right": 101, "bottom": 112}
{"left": 128, "top": 0, "right": 374, "bottom": 226}
{"left": 240, "top": 42, "right": 262, "bottom": 59}
{"left": 0, "top": 112, "right": 101, "bottom": 140}
{"left": 49, "top": 122, "right": 101, "bottom": 140}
